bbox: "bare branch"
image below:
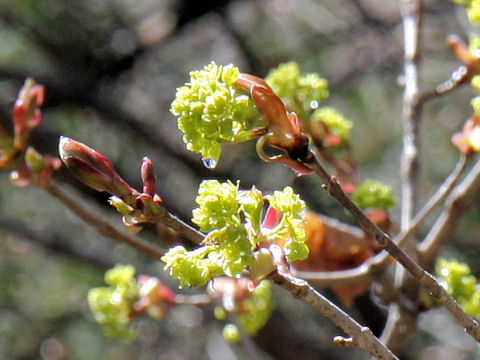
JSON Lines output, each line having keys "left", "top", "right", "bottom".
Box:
{"left": 400, "top": 0, "right": 423, "bottom": 227}
{"left": 299, "top": 151, "right": 480, "bottom": 342}
{"left": 45, "top": 181, "right": 165, "bottom": 259}
{"left": 293, "top": 154, "right": 467, "bottom": 285}
{"left": 155, "top": 210, "right": 204, "bottom": 244}
{"left": 418, "top": 155, "right": 480, "bottom": 267}
{"left": 269, "top": 245, "right": 399, "bottom": 360}
{"left": 420, "top": 66, "right": 469, "bottom": 102}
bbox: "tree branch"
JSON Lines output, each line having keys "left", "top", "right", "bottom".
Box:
{"left": 418, "top": 154, "right": 480, "bottom": 267}
{"left": 299, "top": 151, "right": 480, "bottom": 343}
{"left": 292, "top": 154, "right": 467, "bottom": 285}
{"left": 400, "top": 0, "right": 423, "bottom": 227}
{"left": 269, "top": 245, "right": 398, "bottom": 360}
{"left": 45, "top": 181, "right": 165, "bottom": 259}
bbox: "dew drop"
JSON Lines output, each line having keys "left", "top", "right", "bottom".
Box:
{"left": 310, "top": 100, "right": 319, "bottom": 110}
{"left": 203, "top": 158, "right": 217, "bottom": 169}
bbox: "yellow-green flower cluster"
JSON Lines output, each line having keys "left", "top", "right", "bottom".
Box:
{"left": 220, "top": 280, "right": 274, "bottom": 343}
{"left": 436, "top": 258, "right": 480, "bottom": 317}
{"left": 454, "top": 0, "right": 480, "bottom": 24}
{"left": 267, "top": 187, "right": 308, "bottom": 263}
{"left": 170, "top": 62, "right": 259, "bottom": 165}
{"left": 471, "top": 75, "right": 480, "bottom": 116}
{"left": 87, "top": 265, "right": 139, "bottom": 339}
{"left": 237, "top": 280, "right": 274, "bottom": 335}
{"left": 265, "top": 62, "right": 329, "bottom": 118}
{"left": 311, "top": 106, "right": 353, "bottom": 142}
{"left": 352, "top": 179, "right": 396, "bottom": 211}
{"left": 161, "top": 181, "right": 308, "bottom": 287}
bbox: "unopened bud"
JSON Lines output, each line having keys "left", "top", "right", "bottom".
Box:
{"left": 141, "top": 156, "right": 156, "bottom": 196}
{"left": 109, "top": 196, "right": 134, "bottom": 215}
{"left": 58, "top": 136, "right": 136, "bottom": 197}
{"left": 25, "top": 146, "right": 45, "bottom": 173}
{"left": 250, "top": 248, "right": 275, "bottom": 283}
{"left": 13, "top": 78, "right": 44, "bottom": 149}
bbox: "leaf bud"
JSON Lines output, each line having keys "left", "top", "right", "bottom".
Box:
{"left": 58, "top": 136, "right": 136, "bottom": 197}
{"left": 141, "top": 156, "right": 156, "bottom": 196}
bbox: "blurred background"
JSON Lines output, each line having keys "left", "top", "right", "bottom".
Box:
{"left": 0, "top": 0, "right": 480, "bottom": 359}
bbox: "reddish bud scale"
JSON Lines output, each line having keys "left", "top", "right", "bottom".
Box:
{"left": 141, "top": 156, "right": 156, "bottom": 196}
{"left": 13, "top": 79, "right": 44, "bottom": 149}
{"left": 447, "top": 35, "right": 480, "bottom": 79}
{"left": 452, "top": 116, "right": 480, "bottom": 154}
{"left": 235, "top": 74, "right": 300, "bottom": 145}
{"left": 261, "top": 206, "right": 282, "bottom": 229}
{"left": 58, "top": 136, "right": 137, "bottom": 197}
{"left": 235, "top": 73, "right": 312, "bottom": 174}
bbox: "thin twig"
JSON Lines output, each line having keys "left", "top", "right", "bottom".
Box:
{"left": 269, "top": 245, "right": 398, "bottom": 360}
{"left": 45, "top": 181, "right": 165, "bottom": 259}
{"left": 173, "top": 293, "right": 212, "bottom": 306}
{"left": 299, "top": 151, "right": 480, "bottom": 342}
{"left": 384, "top": 0, "right": 424, "bottom": 352}
{"left": 400, "top": 0, "right": 423, "bottom": 228}
{"left": 156, "top": 210, "right": 203, "bottom": 244}
{"left": 418, "top": 155, "right": 480, "bottom": 267}
{"left": 293, "top": 154, "right": 467, "bottom": 285}
{"left": 420, "top": 65, "right": 469, "bottom": 102}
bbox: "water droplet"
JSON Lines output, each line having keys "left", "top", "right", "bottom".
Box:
{"left": 310, "top": 100, "right": 319, "bottom": 110}
{"left": 202, "top": 158, "right": 217, "bottom": 169}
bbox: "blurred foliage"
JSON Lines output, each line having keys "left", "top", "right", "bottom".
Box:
{"left": 0, "top": 0, "right": 479, "bottom": 359}
{"left": 436, "top": 258, "right": 480, "bottom": 317}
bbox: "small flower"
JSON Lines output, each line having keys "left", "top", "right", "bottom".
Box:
{"left": 265, "top": 61, "right": 329, "bottom": 118}
{"left": 453, "top": 0, "right": 480, "bottom": 24}
{"left": 310, "top": 107, "right": 353, "bottom": 147}
{"left": 452, "top": 116, "right": 480, "bottom": 154}
{"left": 352, "top": 179, "right": 397, "bottom": 211}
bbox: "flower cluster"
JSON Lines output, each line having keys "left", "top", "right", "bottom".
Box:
{"left": 88, "top": 265, "right": 139, "bottom": 339}
{"left": 161, "top": 180, "right": 308, "bottom": 288}
{"left": 436, "top": 258, "right": 480, "bottom": 317}
{"left": 265, "top": 61, "right": 329, "bottom": 118}
{"left": 452, "top": 115, "right": 480, "bottom": 153}
{"left": 170, "top": 62, "right": 260, "bottom": 166}
{"left": 212, "top": 279, "right": 273, "bottom": 342}
{"left": 310, "top": 106, "right": 353, "bottom": 147}
{"left": 453, "top": 0, "right": 480, "bottom": 24}
{"left": 352, "top": 179, "right": 396, "bottom": 211}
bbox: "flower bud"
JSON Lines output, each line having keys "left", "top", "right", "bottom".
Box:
{"left": 236, "top": 73, "right": 300, "bottom": 147}
{"left": 58, "top": 136, "right": 136, "bottom": 197}
{"left": 141, "top": 156, "right": 156, "bottom": 196}
{"left": 25, "top": 146, "right": 45, "bottom": 173}
{"left": 250, "top": 248, "right": 275, "bottom": 283}
{"left": 109, "top": 195, "right": 134, "bottom": 215}
{"left": 13, "top": 78, "right": 44, "bottom": 149}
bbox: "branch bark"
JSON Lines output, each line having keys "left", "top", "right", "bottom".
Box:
{"left": 299, "top": 151, "right": 480, "bottom": 343}
{"left": 292, "top": 154, "right": 467, "bottom": 286}
{"left": 45, "top": 181, "right": 165, "bottom": 259}
{"left": 269, "top": 245, "right": 399, "bottom": 360}
{"left": 418, "top": 155, "right": 480, "bottom": 267}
